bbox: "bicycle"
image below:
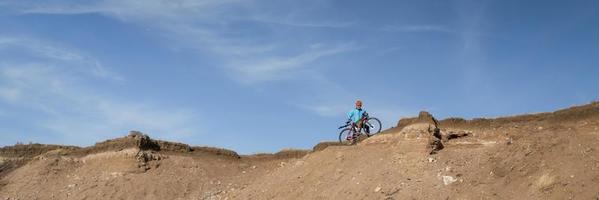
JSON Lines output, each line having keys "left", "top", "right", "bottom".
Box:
{"left": 338, "top": 115, "right": 382, "bottom": 145}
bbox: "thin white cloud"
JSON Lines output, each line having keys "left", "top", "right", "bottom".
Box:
{"left": 0, "top": 35, "right": 202, "bottom": 144}
{"left": 0, "top": 37, "right": 82, "bottom": 61}
{"left": 14, "top": 0, "right": 240, "bottom": 17}
{"left": 5, "top": 0, "right": 354, "bottom": 84}
{"left": 249, "top": 14, "right": 355, "bottom": 29}
{"left": 0, "top": 36, "right": 122, "bottom": 81}
{"left": 3, "top": 0, "right": 368, "bottom": 122}
{"left": 382, "top": 25, "right": 454, "bottom": 33}
{"left": 453, "top": 0, "right": 491, "bottom": 92}
{"left": 230, "top": 43, "right": 355, "bottom": 83}
{"left": 0, "top": 64, "right": 201, "bottom": 144}
{"left": 264, "top": 20, "right": 353, "bottom": 28}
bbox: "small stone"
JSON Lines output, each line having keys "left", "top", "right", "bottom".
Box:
{"left": 335, "top": 152, "right": 344, "bottom": 160}
{"left": 374, "top": 186, "right": 382, "bottom": 193}
{"left": 538, "top": 127, "right": 543, "bottom": 130}
{"left": 442, "top": 176, "right": 457, "bottom": 185}
{"left": 428, "top": 157, "right": 436, "bottom": 163}
{"left": 251, "top": 165, "right": 257, "bottom": 169}
{"left": 278, "top": 162, "right": 287, "bottom": 167}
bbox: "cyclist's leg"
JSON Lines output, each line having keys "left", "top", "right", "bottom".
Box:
{"left": 350, "top": 122, "right": 358, "bottom": 139}
{"left": 356, "top": 120, "right": 363, "bottom": 134}
{"left": 363, "top": 119, "right": 370, "bottom": 134}
{"left": 345, "top": 123, "right": 355, "bottom": 140}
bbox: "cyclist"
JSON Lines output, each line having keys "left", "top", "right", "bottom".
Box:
{"left": 346, "top": 100, "right": 369, "bottom": 139}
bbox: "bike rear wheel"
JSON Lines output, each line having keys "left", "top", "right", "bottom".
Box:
{"left": 338, "top": 128, "right": 355, "bottom": 145}
{"left": 365, "top": 117, "right": 382, "bottom": 136}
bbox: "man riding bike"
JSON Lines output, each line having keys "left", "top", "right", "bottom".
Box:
{"left": 346, "top": 100, "right": 369, "bottom": 139}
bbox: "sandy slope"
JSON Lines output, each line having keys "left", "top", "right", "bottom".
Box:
{"left": 1, "top": 102, "right": 599, "bottom": 199}
{"left": 0, "top": 134, "right": 308, "bottom": 200}
{"left": 227, "top": 102, "right": 599, "bottom": 199}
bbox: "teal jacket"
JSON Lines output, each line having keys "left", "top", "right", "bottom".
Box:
{"left": 347, "top": 108, "right": 367, "bottom": 123}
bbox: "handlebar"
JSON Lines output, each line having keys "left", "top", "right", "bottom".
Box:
{"left": 338, "top": 121, "right": 351, "bottom": 129}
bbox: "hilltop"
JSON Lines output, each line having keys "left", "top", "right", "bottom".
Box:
{"left": 1, "top": 102, "right": 599, "bottom": 199}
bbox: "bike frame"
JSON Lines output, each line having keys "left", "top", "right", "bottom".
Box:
{"left": 338, "top": 115, "right": 381, "bottom": 145}
{"left": 349, "top": 117, "right": 369, "bottom": 137}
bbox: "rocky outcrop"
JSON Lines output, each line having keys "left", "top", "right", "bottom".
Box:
{"left": 393, "top": 111, "right": 444, "bottom": 154}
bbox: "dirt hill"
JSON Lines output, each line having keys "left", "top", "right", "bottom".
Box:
{"left": 1, "top": 102, "right": 599, "bottom": 199}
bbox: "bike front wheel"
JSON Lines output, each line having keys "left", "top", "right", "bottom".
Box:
{"left": 365, "top": 117, "right": 382, "bottom": 136}
{"left": 338, "top": 128, "right": 355, "bottom": 145}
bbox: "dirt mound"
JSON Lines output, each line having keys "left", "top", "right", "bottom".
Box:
{"left": 226, "top": 102, "right": 599, "bottom": 199}
{"left": 245, "top": 149, "right": 311, "bottom": 160}
{"left": 438, "top": 101, "right": 599, "bottom": 130}
{"left": 190, "top": 146, "right": 241, "bottom": 159}
{"left": 1, "top": 102, "right": 599, "bottom": 199}
{"left": 395, "top": 111, "right": 438, "bottom": 131}
{"left": 0, "top": 144, "right": 79, "bottom": 158}
{"left": 0, "top": 131, "right": 303, "bottom": 199}
{"left": 65, "top": 131, "right": 241, "bottom": 160}
{"left": 312, "top": 141, "right": 345, "bottom": 152}
{"left": 0, "top": 144, "right": 79, "bottom": 183}
{"left": 65, "top": 131, "right": 158, "bottom": 157}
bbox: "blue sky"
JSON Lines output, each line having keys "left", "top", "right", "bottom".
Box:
{"left": 0, "top": 0, "right": 598, "bottom": 154}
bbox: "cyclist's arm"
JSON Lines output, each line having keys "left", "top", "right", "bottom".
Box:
{"left": 347, "top": 110, "right": 355, "bottom": 122}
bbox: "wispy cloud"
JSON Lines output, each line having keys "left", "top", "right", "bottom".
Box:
{"left": 0, "top": 36, "right": 201, "bottom": 145}
{"left": 0, "top": 37, "right": 83, "bottom": 61}
{"left": 249, "top": 14, "right": 355, "bottom": 28}
{"left": 453, "top": 0, "right": 491, "bottom": 93}
{"left": 382, "top": 25, "right": 454, "bottom": 33}
{"left": 4, "top": 0, "right": 354, "bottom": 84}
{"left": 230, "top": 43, "right": 356, "bottom": 83}
{"left": 3, "top": 0, "right": 369, "bottom": 122}
{"left": 13, "top": 0, "right": 241, "bottom": 17}
{"left": 0, "top": 36, "right": 122, "bottom": 81}
{"left": 0, "top": 63, "right": 201, "bottom": 144}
